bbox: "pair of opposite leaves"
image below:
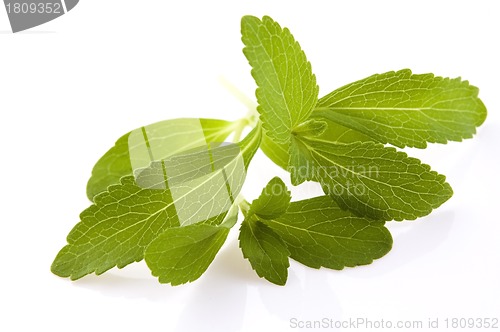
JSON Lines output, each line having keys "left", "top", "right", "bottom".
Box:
{"left": 51, "top": 15, "right": 486, "bottom": 285}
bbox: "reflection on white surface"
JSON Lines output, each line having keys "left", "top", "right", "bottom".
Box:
{"left": 71, "top": 235, "right": 343, "bottom": 332}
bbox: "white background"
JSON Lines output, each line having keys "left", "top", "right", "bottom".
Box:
{"left": 1, "top": 1, "right": 499, "bottom": 331}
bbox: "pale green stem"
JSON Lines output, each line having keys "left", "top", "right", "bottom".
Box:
{"left": 231, "top": 118, "right": 249, "bottom": 143}
{"left": 219, "top": 76, "right": 258, "bottom": 113}
{"left": 220, "top": 76, "right": 260, "bottom": 143}
{"left": 238, "top": 199, "right": 251, "bottom": 217}
{"left": 219, "top": 77, "right": 261, "bottom": 218}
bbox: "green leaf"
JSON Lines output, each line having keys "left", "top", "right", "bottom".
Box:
{"left": 51, "top": 126, "right": 261, "bottom": 280}
{"left": 145, "top": 206, "right": 238, "bottom": 285}
{"left": 241, "top": 15, "right": 318, "bottom": 143}
{"left": 86, "top": 133, "right": 131, "bottom": 202}
{"left": 247, "top": 176, "right": 291, "bottom": 219}
{"left": 315, "top": 69, "right": 487, "bottom": 148}
{"left": 239, "top": 177, "right": 291, "bottom": 285}
{"left": 260, "top": 119, "right": 373, "bottom": 170}
{"left": 292, "top": 119, "right": 327, "bottom": 137}
{"left": 259, "top": 133, "right": 290, "bottom": 170}
{"left": 51, "top": 176, "right": 180, "bottom": 280}
{"left": 289, "top": 135, "right": 453, "bottom": 221}
{"left": 86, "top": 118, "right": 236, "bottom": 201}
{"left": 239, "top": 217, "right": 290, "bottom": 285}
{"left": 262, "top": 196, "right": 393, "bottom": 269}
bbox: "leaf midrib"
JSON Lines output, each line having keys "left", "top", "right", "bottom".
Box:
{"left": 268, "top": 218, "right": 387, "bottom": 253}
{"left": 315, "top": 104, "right": 478, "bottom": 114}
{"left": 301, "top": 139, "right": 440, "bottom": 198}
{"left": 246, "top": 218, "right": 285, "bottom": 280}
{"left": 246, "top": 20, "right": 293, "bottom": 131}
